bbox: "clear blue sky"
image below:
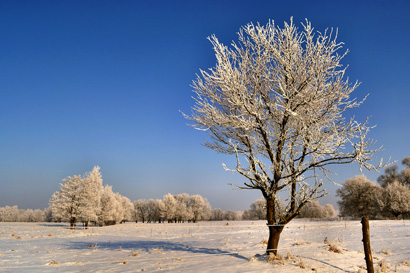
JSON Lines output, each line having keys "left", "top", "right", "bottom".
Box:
{"left": 1, "top": 0, "right": 409, "bottom": 211}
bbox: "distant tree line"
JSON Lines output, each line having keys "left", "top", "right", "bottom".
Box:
{"left": 133, "top": 193, "right": 213, "bottom": 223}
{"left": 242, "top": 198, "right": 336, "bottom": 220}
{"left": 337, "top": 156, "right": 410, "bottom": 219}
{"left": 1, "top": 166, "right": 340, "bottom": 224}
{"left": 0, "top": 206, "right": 50, "bottom": 222}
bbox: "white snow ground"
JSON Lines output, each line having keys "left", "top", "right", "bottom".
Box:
{"left": 1, "top": 220, "right": 410, "bottom": 272}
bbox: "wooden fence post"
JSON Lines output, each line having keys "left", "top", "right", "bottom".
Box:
{"left": 361, "top": 216, "right": 374, "bottom": 273}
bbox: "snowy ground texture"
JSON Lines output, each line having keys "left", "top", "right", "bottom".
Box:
{"left": 1, "top": 220, "right": 410, "bottom": 273}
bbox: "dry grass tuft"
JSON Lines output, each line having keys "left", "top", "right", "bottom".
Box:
{"left": 175, "top": 258, "right": 183, "bottom": 261}
{"left": 328, "top": 243, "right": 342, "bottom": 253}
{"left": 298, "top": 257, "right": 306, "bottom": 269}
{"left": 378, "top": 259, "right": 389, "bottom": 272}
{"left": 264, "top": 253, "right": 285, "bottom": 265}
{"left": 121, "top": 260, "right": 127, "bottom": 264}
{"left": 11, "top": 234, "right": 21, "bottom": 239}
{"left": 286, "top": 251, "right": 296, "bottom": 260}
{"left": 46, "top": 260, "right": 59, "bottom": 265}
{"left": 131, "top": 252, "right": 139, "bottom": 257}
{"left": 268, "top": 253, "right": 276, "bottom": 262}
{"left": 294, "top": 239, "right": 311, "bottom": 246}
{"left": 88, "top": 244, "right": 96, "bottom": 248}
{"left": 381, "top": 249, "right": 391, "bottom": 255}
{"left": 401, "top": 260, "right": 410, "bottom": 266}
{"left": 325, "top": 239, "right": 342, "bottom": 253}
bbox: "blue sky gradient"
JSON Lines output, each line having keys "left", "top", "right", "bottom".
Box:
{"left": 1, "top": 0, "right": 409, "bottom": 210}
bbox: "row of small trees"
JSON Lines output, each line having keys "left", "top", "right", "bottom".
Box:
{"left": 242, "top": 198, "right": 336, "bottom": 220}
{"left": 337, "top": 157, "right": 410, "bottom": 219}
{"left": 133, "top": 193, "right": 212, "bottom": 223}
{"left": 0, "top": 206, "right": 49, "bottom": 222}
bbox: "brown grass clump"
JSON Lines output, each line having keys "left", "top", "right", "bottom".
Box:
{"left": 46, "top": 260, "right": 59, "bottom": 265}
{"left": 286, "top": 251, "right": 296, "bottom": 260}
{"left": 11, "top": 234, "right": 21, "bottom": 239}
{"left": 328, "top": 243, "right": 342, "bottom": 253}
{"left": 267, "top": 253, "right": 285, "bottom": 265}
{"left": 381, "top": 249, "right": 391, "bottom": 255}
{"left": 88, "top": 244, "right": 96, "bottom": 248}
{"left": 131, "top": 252, "right": 139, "bottom": 257}
{"left": 401, "top": 260, "right": 410, "bottom": 266}
{"left": 298, "top": 257, "right": 306, "bottom": 269}
{"left": 121, "top": 261, "right": 127, "bottom": 264}
{"left": 325, "top": 239, "right": 342, "bottom": 253}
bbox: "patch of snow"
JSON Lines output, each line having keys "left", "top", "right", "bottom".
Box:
{"left": 1, "top": 220, "right": 410, "bottom": 272}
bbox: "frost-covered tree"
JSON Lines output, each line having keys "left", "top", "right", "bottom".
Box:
{"left": 377, "top": 165, "right": 401, "bottom": 188}
{"left": 336, "top": 175, "right": 382, "bottom": 219}
{"left": 242, "top": 198, "right": 266, "bottom": 220}
{"left": 378, "top": 156, "right": 410, "bottom": 187}
{"left": 146, "top": 199, "right": 164, "bottom": 223}
{"left": 0, "top": 205, "right": 19, "bottom": 222}
{"left": 79, "top": 166, "right": 103, "bottom": 227}
{"left": 324, "top": 204, "right": 336, "bottom": 218}
{"left": 184, "top": 18, "right": 384, "bottom": 254}
{"left": 211, "top": 208, "right": 224, "bottom": 221}
{"left": 163, "top": 193, "right": 177, "bottom": 223}
{"left": 299, "top": 200, "right": 335, "bottom": 218}
{"left": 98, "top": 185, "right": 117, "bottom": 226}
{"left": 379, "top": 181, "right": 410, "bottom": 219}
{"left": 242, "top": 197, "right": 284, "bottom": 220}
{"left": 189, "top": 195, "right": 211, "bottom": 222}
{"left": 134, "top": 199, "right": 148, "bottom": 223}
{"left": 118, "top": 195, "right": 134, "bottom": 222}
{"left": 223, "top": 210, "right": 242, "bottom": 220}
{"left": 174, "top": 193, "right": 193, "bottom": 222}
{"left": 49, "top": 175, "right": 83, "bottom": 228}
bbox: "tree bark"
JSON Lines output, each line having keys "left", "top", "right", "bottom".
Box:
{"left": 266, "top": 197, "right": 284, "bottom": 255}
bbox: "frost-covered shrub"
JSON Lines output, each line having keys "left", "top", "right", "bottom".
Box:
{"left": 337, "top": 175, "right": 383, "bottom": 219}
{"left": 298, "top": 201, "right": 336, "bottom": 219}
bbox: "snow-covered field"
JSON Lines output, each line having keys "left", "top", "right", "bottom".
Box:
{"left": 1, "top": 220, "right": 410, "bottom": 272}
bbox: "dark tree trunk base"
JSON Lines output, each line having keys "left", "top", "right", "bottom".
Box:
{"left": 266, "top": 225, "right": 284, "bottom": 255}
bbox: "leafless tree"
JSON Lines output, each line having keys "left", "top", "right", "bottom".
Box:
{"left": 378, "top": 156, "right": 410, "bottom": 187}
{"left": 184, "top": 18, "right": 384, "bottom": 254}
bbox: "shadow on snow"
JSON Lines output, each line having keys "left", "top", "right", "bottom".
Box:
{"left": 66, "top": 239, "right": 249, "bottom": 260}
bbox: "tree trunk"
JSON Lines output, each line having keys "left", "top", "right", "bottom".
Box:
{"left": 70, "top": 217, "right": 76, "bottom": 229}
{"left": 266, "top": 197, "right": 284, "bottom": 255}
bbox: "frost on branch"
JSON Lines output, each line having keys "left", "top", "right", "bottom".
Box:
{"left": 184, "top": 18, "right": 385, "bottom": 228}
